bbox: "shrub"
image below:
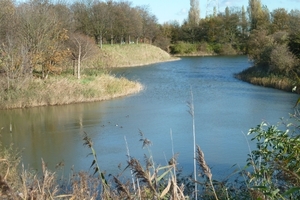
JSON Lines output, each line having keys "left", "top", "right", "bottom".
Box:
{"left": 170, "top": 42, "right": 197, "bottom": 54}
{"left": 269, "top": 44, "right": 297, "bottom": 75}
{"left": 218, "top": 43, "right": 237, "bottom": 55}
{"left": 246, "top": 120, "right": 300, "bottom": 199}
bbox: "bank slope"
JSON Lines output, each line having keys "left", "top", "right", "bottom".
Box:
{"left": 99, "top": 44, "right": 179, "bottom": 68}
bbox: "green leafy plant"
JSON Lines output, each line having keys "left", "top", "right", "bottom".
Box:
{"left": 246, "top": 121, "right": 300, "bottom": 199}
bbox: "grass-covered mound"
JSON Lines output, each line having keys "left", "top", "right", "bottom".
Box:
{"left": 99, "top": 44, "right": 178, "bottom": 67}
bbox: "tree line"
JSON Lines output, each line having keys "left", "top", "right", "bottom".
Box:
{"left": 165, "top": 0, "right": 300, "bottom": 80}
{"left": 1, "top": 0, "right": 300, "bottom": 90}
{"left": 0, "top": 0, "right": 161, "bottom": 91}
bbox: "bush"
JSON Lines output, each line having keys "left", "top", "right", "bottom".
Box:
{"left": 246, "top": 120, "right": 300, "bottom": 199}
{"left": 218, "top": 43, "right": 237, "bottom": 55}
{"left": 269, "top": 44, "right": 297, "bottom": 75}
{"left": 169, "top": 42, "right": 197, "bottom": 54}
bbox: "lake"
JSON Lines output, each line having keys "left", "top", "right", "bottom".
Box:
{"left": 0, "top": 55, "right": 298, "bottom": 180}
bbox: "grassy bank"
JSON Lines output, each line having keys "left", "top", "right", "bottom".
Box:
{"left": 0, "top": 74, "right": 142, "bottom": 109}
{"left": 235, "top": 66, "right": 296, "bottom": 93}
{"left": 99, "top": 43, "right": 179, "bottom": 68}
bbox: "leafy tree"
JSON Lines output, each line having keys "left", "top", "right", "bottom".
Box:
{"left": 221, "top": 7, "right": 240, "bottom": 45}
{"left": 247, "top": 29, "right": 274, "bottom": 68}
{"left": 289, "top": 32, "right": 300, "bottom": 59}
{"left": 186, "top": 0, "right": 200, "bottom": 43}
{"left": 289, "top": 9, "right": 300, "bottom": 33}
{"left": 188, "top": 0, "right": 200, "bottom": 26}
{"left": 248, "top": 0, "right": 270, "bottom": 30}
{"left": 240, "top": 6, "right": 249, "bottom": 37}
{"left": 155, "top": 23, "right": 173, "bottom": 51}
{"left": 271, "top": 8, "right": 289, "bottom": 33}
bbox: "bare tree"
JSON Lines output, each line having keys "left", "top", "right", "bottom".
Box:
{"left": 17, "top": 0, "right": 69, "bottom": 78}
{"left": 137, "top": 6, "right": 159, "bottom": 44}
{"left": 90, "top": 1, "right": 109, "bottom": 48}
{"left": 68, "top": 33, "right": 99, "bottom": 79}
{"left": 0, "top": 0, "right": 15, "bottom": 41}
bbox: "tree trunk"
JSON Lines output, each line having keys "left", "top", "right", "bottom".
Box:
{"left": 77, "top": 46, "right": 81, "bottom": 79}
{"left": 73, "top": 60, "right": 76, "bottom": 76}
{"left": 111, "top": 34, "right": 113, "bottom": 45}
{"left": 100, "top": 35, "right": 103, "bottom": 49}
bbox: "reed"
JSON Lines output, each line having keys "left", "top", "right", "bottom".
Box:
{"left": 196, "top": 145, "right": 219, "bottom": 200}
{"left": 235, "top": 67, "right": 296, "bottom": 93}
{"left": 188, "top": 89, "right": 198, "bottom": 200}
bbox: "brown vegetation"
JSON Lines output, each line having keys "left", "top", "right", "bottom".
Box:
{"left": 99, "top": 44, "right": 178, "bottom": 68}
{"left": 0, "top": 74, "right": 143, "bottom": 109}
{"left": 235, "top": 68, "right": 295, "bottom": 92}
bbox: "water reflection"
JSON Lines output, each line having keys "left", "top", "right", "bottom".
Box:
{"left": 1, "top": 55, "right": 298, "bottom": 179}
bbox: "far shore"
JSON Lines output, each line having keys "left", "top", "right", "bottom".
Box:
{"left": 110, "top": 57, "right": 180, "bottom": 68}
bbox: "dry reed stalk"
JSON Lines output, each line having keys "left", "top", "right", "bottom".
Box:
{"left": 124, "top": 136, "right": 137, "bottom": 193}
{"left": 188, "top": 88, "right": 198, "bottom": 200}
{"left": 196, "top": 145, "right": 219, "bottom": 200}
{"left": 170, "top": 175, "right": 186, "bottom": 200}
{"left": 113, "top": 176, "right": 131, "bottom": 199}
{"left": 70, "top": 171, "right": 100, "bottom": 200}
{"left": 0, "top": 175, "right": 12, "bottom": 199}
{"left": 19, "top": 159, "right": 59, "bottom": 200}
{"left": 128, "top": 158, "right": 156, "bottom": 194}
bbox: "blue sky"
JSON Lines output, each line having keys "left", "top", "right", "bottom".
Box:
{"left": 129, "top": 0, "right": 300, "bottom": 24}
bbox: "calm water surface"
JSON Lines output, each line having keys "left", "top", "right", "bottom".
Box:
{"left": 0, "top": 56, "right": 298, "bottom": 179}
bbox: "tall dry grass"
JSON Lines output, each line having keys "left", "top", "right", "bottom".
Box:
{"left": 235, "top": 67, "right": 296, "bottom": 93}
{"left": 0, "top": 74, "right": 143, "bottom": 109}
